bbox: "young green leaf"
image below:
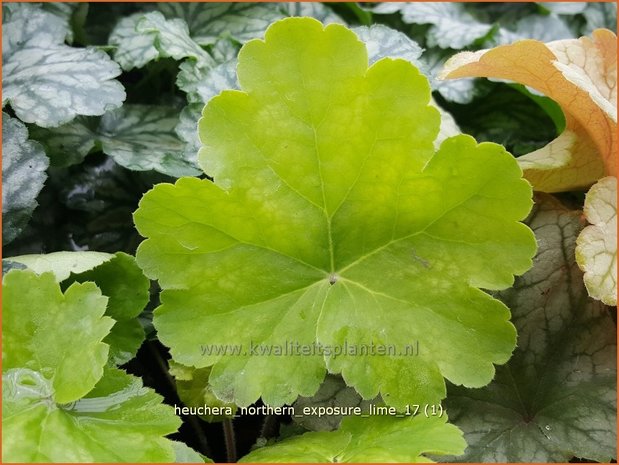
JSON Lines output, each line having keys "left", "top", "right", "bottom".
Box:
{"left": 8, "top": 251, "right": 150, "bottom": 365}
{"left": 576, "top": 176, "right": 617, "bottom": 306}
{"left": 182, "top": 24, "right": 457, "bottom": 163}
{"left": 3, "top": 366, "right": 181, "bottom": 462}
{"left": 169, "top": 4, "right": 341, "bottom": 103}
{"left": 3, "top": 270, "right": 113, "bottom": 403}
{"left": 2, "top": 270, "right": 181, "bottom": 461}
{"left": 443, "top": 195, "right": 617, "bottom": 462}
{"left": 2, "top": 113, "right": 49, "bottom": 245}
{"left": 135, "top": 18, "right": 536, "bottom": 409}
{"left": 2, "top": 3, "right": 125, "bottom": 128}
{"left": 239, "top": 414, "right": 466, "bottom": 463}
{"left": 31, "top": 105, "right": 201, "bottom": 176}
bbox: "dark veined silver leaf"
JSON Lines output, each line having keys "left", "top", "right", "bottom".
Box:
{"left": 443, "top": 195, "right": 617, "bottom": 462}
{"left": 2, "top": 113, "right": 49, "bottom": 245}
{"left": 2, "top": 3, "right": 125, "bottom": 128}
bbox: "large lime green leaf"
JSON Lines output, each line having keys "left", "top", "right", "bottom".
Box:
{"left": 135, "top": 18, "right": 536, "bottom": 409}
{"left": 2, "top": 3, "right": 125, "bottom": 128}
{"left": 3, "top": 270, "right": 113, "bottom": 403}
{"left": 2, "top": 113, "right": 49, "bottom": 245}
{"left": 239, "top": 415, "right": 466, "bottom": 463}
{"left": 576, "top": 176, "right": 617, "bottom": 306}
{"left": 3, "top": 367, "right": 181, "bottom": 462}
{"left": 443, "top": 195, "right": 616, "bottom": 462}
{"left": 7, "top": 251, "right": 150, "bottom": 365}
{"left": 31, "top": 105, "right": 201, "bottom": 176}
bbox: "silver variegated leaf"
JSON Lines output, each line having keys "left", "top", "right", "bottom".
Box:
{"left": 158, "top": 2, "right": 341, "bottom": 46}
{"left": 352, "top": 24, "right": 423, "bottom": 66}
{"left": 280, "top": 3, "right": 343, "bottom": 25}
{"left": 424, "top": 49, "right": 477, "bottom": 104}
{"left": 137, "top": 11, "right": 213, "bottom": 64}
{"left": 110, "top": 10, "right": 214, "bottom": 71}
{"left": 373, "top": 2, "right": 493, "bottom": 49}
{"left": 109, "top": 13, "right": 160, "bottom": 71}
{"left": 2, "top": 114, "right": 49, "bottom": 245}
{"left": 539, "top": 2, "right": 588, "bottom": 15}
{"left": 175, "top": 103, "right": 204, "bottom": 170}
{"left": 157, "top": 3, "right": 287, "bottom": 45}
{"left": 2, "top": 4, "right": 125, "bottom": 128}
{"left": 32, "top": 105, "right": 200, "bottom": 177}
{"left": 493, "top": 14, "right": 574, "bottom": 45}
{"left": 100, "top": 105, "right": 200, "bottom": 176}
